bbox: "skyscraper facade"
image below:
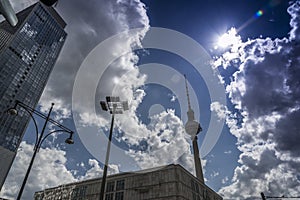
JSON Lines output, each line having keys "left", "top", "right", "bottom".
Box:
{"left": 0, "top": 2, "right": 67, "bottom": 190}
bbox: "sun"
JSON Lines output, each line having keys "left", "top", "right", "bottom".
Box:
{"left": 217, "top": 28, "right": 241, "bottom": 48}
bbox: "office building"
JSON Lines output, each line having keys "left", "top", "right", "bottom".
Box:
{"left": 35, "top": 164, "right": 222, "bottom": 200}
{"left": 0, "top": 2, "right": 67, "bottom": 189}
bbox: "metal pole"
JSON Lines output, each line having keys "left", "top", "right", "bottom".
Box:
{"left": 16, "top": 103, "right": 54, "bottom": 200}
{"left": 99, "top": 111, "right": 115, "bottom": 200}
{"left": 261, "top": 192, "right": 267, "bottom": 200}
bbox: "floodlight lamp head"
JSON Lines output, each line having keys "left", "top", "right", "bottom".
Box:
{"left": 122, "top": 101, "right": 129, "bottom": 111}
{"left": 100, "top": 101, "right": 108, "bottom": 111}
{"left": 106, "top": 96, "right": 120, "bottom": 103}
{"left": 102, "top": 96, "right": 129, "bottom": 114}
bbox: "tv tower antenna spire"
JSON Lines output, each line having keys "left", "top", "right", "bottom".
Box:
{"left": 185, "top": 74, "right": 192, "bottom": 111}
{"left": 184, "top": 75, "right": 204, "bottom": 183}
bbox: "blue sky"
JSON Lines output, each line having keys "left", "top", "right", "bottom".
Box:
{"left": 1, "top": 0, "right": 300, "bottom": 199}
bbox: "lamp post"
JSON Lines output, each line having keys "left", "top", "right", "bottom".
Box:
{"left": 7, "top": 100, "right": 74, "bottom": 200}
{"left": 99, "top": 96, "right": 128, "bottom": 200}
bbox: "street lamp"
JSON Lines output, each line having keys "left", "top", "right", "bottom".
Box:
{"left": 99, "top": 96, "right": 128, "bottom": 200}
{"left": 7, "top": 100, "right": 74, "bottom": 200}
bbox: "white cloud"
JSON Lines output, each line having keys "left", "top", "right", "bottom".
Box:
{"left": 0, "top": 142, "right": 75, "bottom": 199}
{"left": 211, "top": 171, "right": 219, "bottom": 178}
{"left": 217, "top": 27, "right": 242, "bottom": 50}
{"left": 224, "top": 150, "right": 232, "bottom": 154}
{"left": 0, "top": 142, "right": 120, "bottom": 199}
{"left": 39, "top": 89, "right": 71, "bottom": 121}
{"left": 210, "top": 101, "right": 228, "bottom": 120}
{"left": 36, "top": 0, "right": 199, "bottom": 179}
{"left": 38, "top": 0, "right": 150, "bottom": 121}
{"left": 126, "top": 109, "right": 195, "bottom": 172}
{"left": 38, "top": 0, "right": 154, "bottom": 160}
{"left": 221, "top": 176, "right": 229, "bottom": 184}
{"left": 169, "top": 94, "right": 177, "bottom": 102}
{"left": 215, "top": 1, "right": 300, "bottom": 198}
{"left": 78, "top": 159, "right": 119, "bottom": 181}
{"left": 288, "top": 1, "right": 300, "bottom": 41}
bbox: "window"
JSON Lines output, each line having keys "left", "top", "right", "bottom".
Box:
{"left": 106, "top": 181, "right": 115, "bottom": 192}
{"left": 71, "top": 186, "right": 87, "bottom": 199}
{"left": 116, "top": 180, "right": 125, "bottom": 191}
{"left": 115, "top": 192, "right": 124, "bottom": 200}
{"left": 105, "top": 193, "right": 113, "bottom": 200}
{"left": 193, "top": 193, "right": 200, "bottom": 200}
{"left": 191, "top": 179, "right": 199, "bottom": 193}
{"left": 191, "top": 179, "right": 200, "bottom": 200}
{"left": 105, "top": 180, "right": 125, "bottom": 199}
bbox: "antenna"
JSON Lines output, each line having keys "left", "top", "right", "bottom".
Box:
{"left": 184, "top": 74, "right": 192, "bottom": 110}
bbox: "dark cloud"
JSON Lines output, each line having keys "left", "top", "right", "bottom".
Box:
{"left": 275, "top": 109, "right": 300, "bottom": 156}
{"left": 242, "top": 46, "right": 292, "bottom": 117}
{"left": 43, "top": 0, "right": 149, "bottom": 105}
{"left": 231, "top": 2, "right": 300, "bottom": 155}
{"left": 217, "top": 0, "right": 300, "bottom": 198}
{"left": 240, "top": 148, "right": 281, "bottom": 179}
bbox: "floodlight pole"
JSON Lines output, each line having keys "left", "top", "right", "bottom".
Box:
{"left": 99, "top": 97, "right": 128, "bottom": 200}
{"left": 99, "top": 105, "right": 115, "bottom": 200}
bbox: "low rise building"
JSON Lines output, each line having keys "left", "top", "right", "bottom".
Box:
{"left": 35, "top": 164, "right": 222, "bottom": 200}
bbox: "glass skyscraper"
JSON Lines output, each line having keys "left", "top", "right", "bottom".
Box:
{"left": 0, "top": 2, "right": 67, "bottom": 190}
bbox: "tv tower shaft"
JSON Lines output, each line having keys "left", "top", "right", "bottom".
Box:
{"left": 184, "top": 75, "right": 204, "bottom": 183}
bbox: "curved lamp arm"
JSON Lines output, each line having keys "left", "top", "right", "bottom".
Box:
{"left": 8, "top": 101, "right": 40, "bottom": 148}
{"left": 15, "top": 100, "right": 73, "bottom": 133}
{"left": 7, "top": 100, "right": 74, "bottom": 151}
{"left": 38, "top": 130, "right": 73, "bottom": 151}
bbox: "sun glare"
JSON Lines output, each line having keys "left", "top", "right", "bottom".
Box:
{"left": 217, "top": 28, "right": 240, "bottom": 48}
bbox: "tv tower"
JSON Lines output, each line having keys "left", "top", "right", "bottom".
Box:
{"left": 184, "top": 75, "right": 204, "bottom": 183}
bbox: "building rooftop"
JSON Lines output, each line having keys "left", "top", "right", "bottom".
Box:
{"left": 35, "top": 164, "right": 223, "bottom": 200}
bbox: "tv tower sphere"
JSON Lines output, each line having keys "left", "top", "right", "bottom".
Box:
{"left": 185, "top": 119, "right": 202, "bottom": 138}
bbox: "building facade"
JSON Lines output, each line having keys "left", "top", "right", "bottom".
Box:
{"left": 35, "top": 164, "right": 222, "bottom": 200}
{"left": 0, "top": 2, "right": 67, "bottom": 189}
